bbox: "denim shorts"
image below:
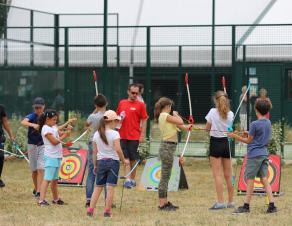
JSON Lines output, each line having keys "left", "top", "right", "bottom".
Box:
{"left": 244, "top": 156, "right": 269, "bottom": 180}
{"left": 96, "top": 159, "right": 120, "bottom": 186}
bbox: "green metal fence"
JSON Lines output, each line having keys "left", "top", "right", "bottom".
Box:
{"left": 1, "top": 4, "right": 292, "bottom": 157}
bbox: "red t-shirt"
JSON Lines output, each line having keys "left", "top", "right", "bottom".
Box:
{"left": 116, "top": 99, "right": 148, "bottom": 140}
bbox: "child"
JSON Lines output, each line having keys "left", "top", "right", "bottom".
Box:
{"left": 205, "top": 91, "right": 234, "bottom": 210}
{"left": 154, "top": 97, "right": 190, "bottom": 211}
{"left": 38, "top": 109, "right": 71, "bottom": 206}
{"left": 21, "top": 97, "right": 45, "bottom": 198}
{"left": 85, "top": 94, "right": 108, "bottom": 207}
{"left": 87, "top": 110, "right": 126, "bottom": 217}
{"left": 228, "top": 98, "right": 277, "bottom": 214}
{"left": 0, "top": 104, "right": 14, "bottom": 188}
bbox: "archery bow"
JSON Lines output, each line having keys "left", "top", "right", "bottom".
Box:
{"left": 225, "top": 80, "right": 251, "bottom": 186}
{"left": 12, "top": 141, "right": 30, "bottom": 163}
{"left": 180, "top": 73, "right": 194, "bottom": 158}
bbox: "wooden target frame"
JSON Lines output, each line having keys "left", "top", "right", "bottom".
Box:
{"left": 58, "top": 148, "right": 88, "bottom": 186}
{"left": 237, "top": 155, "right": 281, "bottom": 194}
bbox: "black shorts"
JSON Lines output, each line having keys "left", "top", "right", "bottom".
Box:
{"left": 209, "top": 136, "right": 230, "bottom": 158}
{"left": 120, "top": 139, "right": 140, "bottom": 161}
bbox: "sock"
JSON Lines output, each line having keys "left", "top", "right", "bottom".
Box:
{"left": 243, "top": 203, "right": 250, "bottom": 209}
{"left": 269, "top": 202, "right": 275, "bottom": 208}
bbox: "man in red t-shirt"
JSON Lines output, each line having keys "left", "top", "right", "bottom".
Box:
{"left": 117, "top": 84, "right": 148, "bottom": 188}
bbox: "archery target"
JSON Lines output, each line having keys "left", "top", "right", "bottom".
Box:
{"left": 140, "top": 157, "right": 181, "bottom": 192}
{"left": 238, "top": 155, "right": 281, "bottom": 194}
{"left": 146, "top": 161, "right": 176, "bottom": 187}
{"left": 58, "top": 148, "right": 88, "bottom": 185}
{"left": 59, "top": 154, "right": 82, "bottom": 180}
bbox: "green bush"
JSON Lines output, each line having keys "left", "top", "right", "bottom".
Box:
{"left": 138, "top": 139, "right": 150, "bottom": 161}
{"left": 268, "top": 121, "right": 286, "bottom": 155}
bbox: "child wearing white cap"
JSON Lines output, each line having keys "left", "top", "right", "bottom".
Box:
{"left": 87, "top": 110, "right": 126, "bottom": 217}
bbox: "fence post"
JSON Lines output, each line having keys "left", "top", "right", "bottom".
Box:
{"left": 103, "top": 0, "right": 108, "bottom": 97}
{"left": 54, "top": 14, "right": 59, "bottom": 67}
{"left": 30, "top": 10, "right": 34, "bottom": 66}
{"left": 178, "top": 45, "right": 183, "bottom": 143}
{"left": 146, "top": 26, "right": 151, "bottom": 139}
{"left": 281, "top": 64, "right": 285, "bottom": 158}
{"left": 4, "top": 5, "right": 8, "bottom": 66}
{"left": 231, "top": 25, "right": 236, "bottom": 157}
{"left": 64, "top": 27, "right": 69, "bottom": 121}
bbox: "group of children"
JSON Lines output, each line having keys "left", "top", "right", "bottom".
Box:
{"left": 154, "top": 90, "right": 277, "bottom": 214}
{"left": 5, "top": 83, "right": 276, "bottom": 217}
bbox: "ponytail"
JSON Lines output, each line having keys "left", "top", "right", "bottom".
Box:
{"left": 154, "top": 97, "right": 174, "bottom": 122}
{"left": 214, "top": 91, "right": 230, "bottom": 120}
{"left": 38, "top": 113, "right": 46, "bottom": 133}
{"left": 98, "top": 118, "right": 108, "bottom": 145}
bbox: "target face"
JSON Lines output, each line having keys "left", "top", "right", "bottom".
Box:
{"left": 238, "top": 155, "right": 281, "bottom": 193}
{"left": 140, "top": 157, "right": 181, "bottom": 191}
{"left": 146, "top": 161, "right": 176, "bottom": 187}
{"left": 58, "top": 148, "right": 88, "bottom": 185}
{"left": 59, "top": 154, "right": 82, "bottom": 180}
{"left": 252, "top": 163, "right": 276, "bottom": 190}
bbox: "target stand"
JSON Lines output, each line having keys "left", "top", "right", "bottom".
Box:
{"left": 237, "top": 154, "right": 282, "bottom": 196}
{"left": 138, "top": 157, "right": 188, "bottom": 192}
{"left": 58, "top": 148, "right": 88, "bottom": 187}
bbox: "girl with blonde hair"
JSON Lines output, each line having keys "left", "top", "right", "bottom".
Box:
{"left": 205, "top": 91, "right": 234, "bottom": 210}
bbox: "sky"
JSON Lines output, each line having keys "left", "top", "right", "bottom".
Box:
{"left": 8, "top": 0, "right": 292, "bottom": 26}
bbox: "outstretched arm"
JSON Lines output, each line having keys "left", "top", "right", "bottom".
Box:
{"left": 3, "top": 117, "right": 14, "bottom": 140}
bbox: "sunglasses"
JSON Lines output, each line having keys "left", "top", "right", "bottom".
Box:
{"left": 130, "top": 91, "right": 139, "bottom": 95}
{"left": 45, "top": 111, "right": 57, "bottom": 118}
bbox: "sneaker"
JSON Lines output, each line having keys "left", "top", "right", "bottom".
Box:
{"left": 209, "top": 202, "right": 227, "bottom": 210}
{"left": 227, "top": 202, "right": 236, "bottom": 208}
{"left": 38, "top": 200, "right": 50, "bottom": 207}
{"left": 35, "top": 192, "right": 40, "bottom": 199}
{"left": 158, "top": 202, "right": 178, "bottom": 211}
{"left": 124, "top": 180, "right": 132, "bottom": 189}
{"left": 104, "top": 211, "right": 112, "bottom": 217}
{"left": 85, "top": 200, "right": 91, "bottom": 208}
{"left": 233, "top": 206, "right": 250, "bottom": 214}
{"left": 0, "top": 179, "right": 5, "bottom": 188}
{"left": 87, "top": 207, "right": 94, "bottom": 217}
{"left": 267, "top": 205, "right": 277, "bottom": 214}
{"left": 166, "top": 202, "right": 179, "bottom": 209}
{"left": 52, "top": 199, "right": 65, "bottom": 205}
{"left": 32, "top": 189, "right": 37, "bottom": 196}
{"left": 131, "top": 180, "right": 136, "bottom": 187}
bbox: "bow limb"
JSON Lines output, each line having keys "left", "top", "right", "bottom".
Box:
{"left": 221, "top": 76, "right": 227, "bottom": 94}
{"left": 233, "top": 82, "right": 251, "bottom": 122}
{"left": 185, "top": 73, "right": 194, "bottom": 124}
{"left": 93, "top": 70, "right": 98, "bottom": 96}
{"left": 180, "top": 73, "right": 193, "bottom": 158}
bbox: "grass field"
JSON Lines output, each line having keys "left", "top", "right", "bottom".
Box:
{"left": 0, "top": 158, "right": 291, "bottom": 226}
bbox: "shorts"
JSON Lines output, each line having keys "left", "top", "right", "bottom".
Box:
{"left": 27, "top": 144, "right": 45, "bottom": 171}
{"left": 120, "top": 139, "right": 140, "bottom": 161}
{"left": 95, "top": 159, "right": 120, "bottom": 186}
{"left": 209, "top": 136, "right": 230, "bottom": 158}
{"left": 44, "top": 156, "right": 62, "bottom": 181}
{"left": 244, "top": 156, "right": 269, "bottom": 180}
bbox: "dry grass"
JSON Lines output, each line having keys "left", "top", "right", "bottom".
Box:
{"left": 1, "top": 158, "right": 292, "bottom": 226}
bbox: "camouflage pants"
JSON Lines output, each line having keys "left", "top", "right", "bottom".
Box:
{"left": 158, "top": 142, "right": 177, "bottom": 198}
